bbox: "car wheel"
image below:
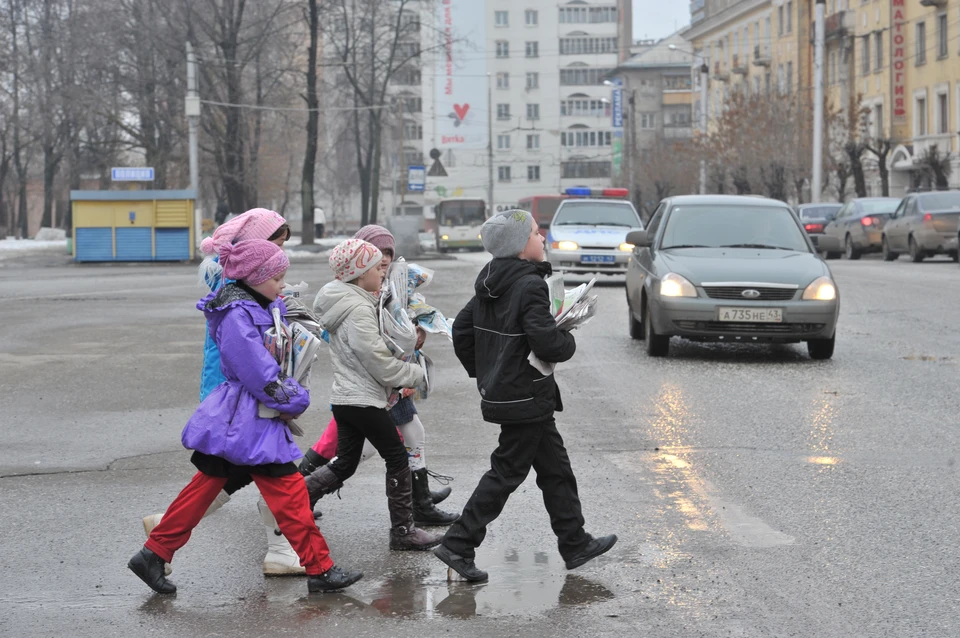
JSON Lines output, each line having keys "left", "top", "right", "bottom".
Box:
{"left": 807, "top": 334, "right": 836, "bottom": 360}
{"left": 628, "top": 298, "right": 644, "bottom": 340}
{"left": 882, "top": 236, "right": 898, "bottom": 261}
{"left": 952, "top": 251, "right": 959, "bottom": 263}
{"left": 844, "top": 235, "right": 861, "bottom": 260}
{"left": 908, "top": 236, "right": 924, "bottom": 263}
{"left": 643, "top": 299, "right": 669, "bottom": 357}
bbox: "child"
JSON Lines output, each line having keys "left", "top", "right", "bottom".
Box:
{"left": 128, "top": 239, "right": 361, "bottom": 595}
{"left": 304, "top": 239, "right": 441, "bottom": 550}
{"left": 141, "top": 208, "right": 304, "bottom": 577}
{"left": 298, "top": 225, "right": 458, "bottom": 526}
{"left": 433, "top": 210, "right": 617, "bottom": 582}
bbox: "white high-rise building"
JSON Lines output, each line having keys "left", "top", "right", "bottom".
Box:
{"left": 384, "top": 0, "right": 633, "bottom": 223}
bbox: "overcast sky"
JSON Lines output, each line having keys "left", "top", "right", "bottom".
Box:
{"left": 633, "top": 0, "right": 690, "bottom": 42}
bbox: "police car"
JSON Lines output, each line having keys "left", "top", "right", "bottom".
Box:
{"left": 545, "top": 188, "right": 644, "bottom": 275}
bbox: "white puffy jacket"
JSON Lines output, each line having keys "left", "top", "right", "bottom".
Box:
{"left": 314, "top": 279, "right": 424, "bottom": 408}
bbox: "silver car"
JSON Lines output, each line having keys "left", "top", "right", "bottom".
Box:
{"left": 821, "top": 197, "right": 901, "bottom": 260}
{"left": 545, "top": 199, "right": 644, "bottom": 275}
{"left": 625, "top": 195, "right": 840, "bottom": 359}
{"left": 881, "top": 191, "right": 960, "bottom": 262}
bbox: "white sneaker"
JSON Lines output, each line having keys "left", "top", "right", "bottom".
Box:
{"left": 258, "top": 499, "right": 307, "bottom": 576}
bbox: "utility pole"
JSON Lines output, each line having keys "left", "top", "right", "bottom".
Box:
{"left": 398, "top": 97, "right": 406, "bottom": 206}
{"left": 811, "top": 0, "right": 826, "bottom": 203}
{"left": 185, "top": 42, "right": 201, "bottom": 249}
{"left": 487, "top": 73, "right": 494, "bottom": 213}
{"left": 699, "top": 59, "right": 709, "bottom": 195}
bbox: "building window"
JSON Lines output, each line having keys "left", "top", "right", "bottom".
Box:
{"left": 560, "top": 98, "right": 611, "bottom": 117}
{"left": 393, "top": 68, "right": 421, "bottom": 85}
{"left": 640, "top": 113, "right": 656, "bottom": 129}
{"left": 496, "top": 41, "right": 509, "bottom": 58}
{"left": 526, "top": 41, "right": 539, "bottom": 58}
{"left": 526, "top": 72, "right": 539, "bottom": 89}
{"left": 916, "top": 22, "right": 926, "bottom": 65}
{"left": 528, "top": 165, "right": 541, "bottom": 181}
{"left": 403, "top": 122, "right": 423, "bottom": 140}
{"left": 497, "top": 134, "right": 511, "bottom": 150}
{"left": 786, "top": 1, "right": 792, "bottom": 33}
{"left": 526, "top": 103, "right": 540, "bottom": 120}
{"left": 495, "top": 11, "right": 508, "bottom": 27}
{"left": 400, "top": 96, "right": 422, "bottom": 113}
{"left": 559, "top": 37, "right": 619, "bottom": 55}
{"left": 916, "top": 96, "right": 927, "bottom": 136}
{"left": 663, "top": 75, "right": 692, "bottom": 90}
{"left": 937, "top": 13, "right": 948, "bottom": 59}
{"left": 526, "top": 134, "right": 540, "bottom": 150}
{"left": 778, "top": 6, "right": 784, "bottom": 36}
{"left": 937, "top": 92, "right": 949, "bottom": 134}
{"left": 496, "top": 103, "right": 511, "bottom": 120}
{"left": 498, "top": 166, "right": 512, "bottom": 181}
{"left": 828, "top": 51, "right": 836, "bottom": 85}
{"left": 559, "top": 68, "right": 615, "bottom": 86}
{"left": 786, "top": 61, "right": 793, "bottom": 94}
{"left": 403, "top": 149, "right": 422, "bottom": 166}
{"left": 559, "top": 7, "right": 615, "bottom": 23}
{"left": 561, "top": 160, "right": 611, "bottom": 178}
{"left": 873, "top": 104, "right": 883, "bottom": 139}
{"left": 525, "top": 9, "right": 538, "bottom": 26}
{"left": 862, "top": 36, "right": 870, "bottom": 75}
{"left": 496, "top": 72, "right": 510, "bottom": 89}
{"left": 875, "top": 31, "right": 883, "bottom": 70}
{"left": 560, "top": 130, "right": 613, "bottom": 146}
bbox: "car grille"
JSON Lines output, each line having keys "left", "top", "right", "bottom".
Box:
{"left": 702, "top": 286, "right": 797, "bottom": 301}
{"left": 673, "top": 321, "right": 825, "bottom": 335}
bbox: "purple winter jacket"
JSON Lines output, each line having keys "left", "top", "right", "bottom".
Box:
{"left": 181, "top": 284, "right": 310, "bottom": 466}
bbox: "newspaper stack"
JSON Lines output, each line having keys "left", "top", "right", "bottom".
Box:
{"left": 529, "top": 274, "right": 599, "bottom": 375}
{"left": 258, "top": 306, "right": 324, "bottom": 436}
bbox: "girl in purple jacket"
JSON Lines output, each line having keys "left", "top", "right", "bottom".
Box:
{"left": 127, "top": 239, "right": 361, "bottom": 595}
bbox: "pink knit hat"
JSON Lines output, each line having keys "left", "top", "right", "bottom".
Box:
{"left": 201, "top": 208, "right": 287, "bottom": 255}
{"left": 220, "top": 239, "right": 290, "bottom": 286}
{"left": 329, "top": 239, "right": 383, "bottom": 283}
{"left": 354, "top": 225, "right": 395, "bottom": 256}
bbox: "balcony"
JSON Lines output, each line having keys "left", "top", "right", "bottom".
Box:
{"left": 753, "top": 44, "right": 771, "bottom": 67}
{"left": 663, "top": 125, "right": 694, "bottom": 140}
{"left": 713, "top": 61, "right": 729, "bottom": 81}
{"left": 920, "top": 0, "right": 947, "bottom": 7}
{"left": 811, "top": 11, "right": 854, "bottom": 43}
{"left": 731, "top": 54, "right": 748, "bottom": 76}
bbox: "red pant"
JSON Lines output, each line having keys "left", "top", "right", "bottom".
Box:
{"left": 145, "top": 471, "right": 334, "bottom": 575}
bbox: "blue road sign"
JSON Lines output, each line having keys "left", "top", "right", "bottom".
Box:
{"left": 407, "top": 165, "right": 426, "bottom": 192}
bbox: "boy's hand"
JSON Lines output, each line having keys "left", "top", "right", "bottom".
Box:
{"left": 415, "top": 327, "right": 426, "bottom": 350}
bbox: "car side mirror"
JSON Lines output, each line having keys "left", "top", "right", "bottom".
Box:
{"left": 626, "top": 230, "right": 650, "bottom": 247}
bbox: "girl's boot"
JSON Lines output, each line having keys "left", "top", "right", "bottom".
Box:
{"left": 386, "top": 466, "right": 442, "bottom": 550}
{"left": 257, "top": 499, "right": 307, "bottom": 576}
{"left": 426, "top": 468, "right": 453, "bottom": 505}
{"left": 412, "top": 468, "right": 459, "bottom": 526}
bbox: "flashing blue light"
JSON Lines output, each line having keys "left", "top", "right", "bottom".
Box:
{"left": 564, "top": 187, "right": 593, "bottom": 197}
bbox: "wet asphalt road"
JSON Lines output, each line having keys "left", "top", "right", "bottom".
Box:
{"left": 2, "top": 248, "right": 959, "bottom": 637}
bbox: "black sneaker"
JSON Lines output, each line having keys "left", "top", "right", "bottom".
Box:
{"left": 128, "top": 547, "right": 177, "bottom": 594}
{"left": 564, "top": 534, "right": 617, "bottom": 570}
{"left": 434, "top": 544, "right": 489, "bottom": 582}
{"left": 308, "top": 565, "right": 364, "bottom": 593}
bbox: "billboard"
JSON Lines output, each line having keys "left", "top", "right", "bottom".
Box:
{"left": 436, "top": 0, "right": 488, "bottom": 149}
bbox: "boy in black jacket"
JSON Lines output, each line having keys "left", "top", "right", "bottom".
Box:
{"left": 434, "top": 210, "right": 616, "bottom": 582}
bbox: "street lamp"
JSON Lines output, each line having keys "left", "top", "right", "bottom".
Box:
{"left": 668, "top": 44, "right": 709, "bottom": 195}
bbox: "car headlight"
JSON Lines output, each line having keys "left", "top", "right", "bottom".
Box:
{"left": 802, "top": 276, "right": 837, "bottom": 301}
{"left": 441, "top": 234, "right": 449, "bottom": 240}
{"left": 551, "top": 240, "right": 579, "bottom": 251}
{"left": 619, "top": 242, "right": 634, "bottom": 252}
{"left": 660, "top": 273, "right": 698, "bottom": 298}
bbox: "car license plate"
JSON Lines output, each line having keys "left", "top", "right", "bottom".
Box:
{"left": 717, "top": 307, "right": 783, "bottom": 323}
{"left": 581, "top": 254, "right": 616, "bottom": 264}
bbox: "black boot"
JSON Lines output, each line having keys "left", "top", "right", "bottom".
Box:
{"left": 564, "top": 534, "right": 618, "bottom": 570}
{"left": 300, "top": 450, "right": 331, "bottom": 519}
{"left": 128, "top": 547, "right": 177, "bottom": 594}
{"left": 308, "top": 565, "right": 364, "bottom": 593}
{"left": 412, "top": 468, "right": 459, "bottom": 526}
{"left": 434, "top": 544, "right": 489, "bottom": 582}
{"left": 386, "top": 466, "right": 442, "bottom": 551}
{"left": 303, "top": 464, "right": 343, "bottom": 512}
{"left": 426, "top": 469, "right": 453, "bottom": 504}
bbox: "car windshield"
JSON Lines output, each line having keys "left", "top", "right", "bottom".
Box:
{"left": 859, "top": 199, "right": 900, "bottom": 215}
{"left": 660, "top": 205, "right": 810, "bottom": 252}
{"left": 799, "top": 205, "right": 841, "bottom": 220}
{"left": 552, "top": 202, "right": 642, "bottom": 228}
{"left": 918, "top": 192, "right": 960, "bottom": 212}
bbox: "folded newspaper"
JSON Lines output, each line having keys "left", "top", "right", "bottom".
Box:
{"left": 258, "top": 305, "right": 323, "bottom": 436}
{"left": 528, "top": 274, "right": 599, "bottom": 375}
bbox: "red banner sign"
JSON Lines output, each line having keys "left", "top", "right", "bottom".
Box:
{"left": 891, "top": 0, "right": 906, "bottom": 124}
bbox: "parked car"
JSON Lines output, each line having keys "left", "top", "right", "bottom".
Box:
{"left": 882, "top": 191, "right": 960, "bottom": 262}
{"left": 797, "top": 203, "right": 842, "bottom": 249}
{"left": 625, "top": 195, "right": 840, "bottom": 360}
{"left": 821, "top": 197, "right": 901, "bottom": 259}
{"left": 545, "top": 188, "right": 644, "bottom": 276}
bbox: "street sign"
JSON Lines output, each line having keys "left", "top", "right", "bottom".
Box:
{"left": 111, "top": 167, "right": 155, "bottom": 181}
{"left": 408, "top": 165, "right": 426, "bottom": 192}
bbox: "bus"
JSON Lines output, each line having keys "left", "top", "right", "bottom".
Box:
{"left": 518, "top": 195, "right": 568, "bottom": 237}
{"left": 434, "top": 198, "right": 487, "bottom": 252}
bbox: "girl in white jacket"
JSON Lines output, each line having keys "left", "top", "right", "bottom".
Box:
{"left": 306, "top": 239, "right": 441, "bottom": 551}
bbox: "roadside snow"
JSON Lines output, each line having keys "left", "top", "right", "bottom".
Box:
{"left": 0, "top": 237, "right": 68, "bottom": 254}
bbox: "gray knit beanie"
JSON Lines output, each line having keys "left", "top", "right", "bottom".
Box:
{"left": 481, "top": 210, "right": 534, "bottom": 258}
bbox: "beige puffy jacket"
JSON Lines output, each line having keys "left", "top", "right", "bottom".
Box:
{"left": 314, "top": 279, "right": 424, "bottom": 408}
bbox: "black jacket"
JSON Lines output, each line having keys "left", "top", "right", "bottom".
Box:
{"left": 453, "top": 258, "right": 576, "bottom": 425}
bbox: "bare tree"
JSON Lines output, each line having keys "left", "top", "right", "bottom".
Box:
{"left": 918, "top": 145, "right": 953, "bottom": 191}
{"left": 299, "top": 0, "right": 319, "bottom": 244}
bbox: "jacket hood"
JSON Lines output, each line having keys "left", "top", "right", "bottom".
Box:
{"left": 474, "top": 258, "right": 551, "bottom": 301}
{"left": 314, "top": 279, "right": 378, "bottom": 332}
